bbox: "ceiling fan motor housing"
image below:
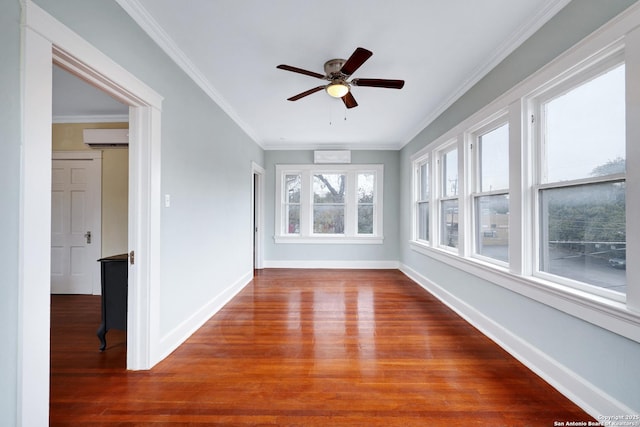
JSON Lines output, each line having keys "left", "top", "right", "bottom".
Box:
{"left": 324, "top": 58, "right": 347, "bottom": 78}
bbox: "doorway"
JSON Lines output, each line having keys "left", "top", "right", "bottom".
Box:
{"left": 252, "top": 162, "right": 265, "bottom": 271}
{"left": 21, "top": 3, "right": 163, "bottom": 423}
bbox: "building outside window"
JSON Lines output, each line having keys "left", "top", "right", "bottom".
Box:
{"left": 439, "top": 145, "right": 459, "bottom": 249}
{"left": 472, "top": 122, "right": 509, "bottom": 264}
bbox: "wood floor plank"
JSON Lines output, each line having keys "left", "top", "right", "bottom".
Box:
{"left": 50, "top": 269, "right": 594, "bottom": 426}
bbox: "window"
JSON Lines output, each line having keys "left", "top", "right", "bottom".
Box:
{"left": 415, "top": 158, "right": 430, "bottom": 242}
{"left": 313, "top": 173, "right": 345, "bottom": 234}
{"left": 284, "top": 174, "right": 301, "bottom": 234}
{"left": 472, "top": 122, "right": 509, "bottom": 264}
{"left": 357, "top": 173, "right": 375, "bottom": 234}
{"left": 408, "top": 16, "right": 640, "bottom": 344}
{"left": 275, "top": 164, "right": 383, "bottom": 243}
{"left": 439, "top": 145, "right": 459, "bottom": 249}
{"left": 535, "top": 60, "right": 626, "bottom": 297}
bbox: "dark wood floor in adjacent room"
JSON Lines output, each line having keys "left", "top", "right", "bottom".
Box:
{"left": 50, "top": 269, "right": 593, "bottom": 426}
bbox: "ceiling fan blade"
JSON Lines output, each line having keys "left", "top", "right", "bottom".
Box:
{"left": 351, "top": 78, "right": 405, "bottom": 89}
{"left": 340, "top": 47, "right": 373, "bottom": 76}
{"left": 287, "top": 86, "right": 326, "bottom": 101}
{"left": 277, "top": 64, "right": 325, "bottom": 79}
{"left": 342, "top": 92, "right": 358, "bottom": 109}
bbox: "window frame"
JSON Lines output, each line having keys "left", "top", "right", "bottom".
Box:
{"left": 275, "top": 164, "right": 384, "bottom": 244}
{"left": 531, "top": 50, "right": 625, "bottom": 185}
{"left": 469, "top": 117, "right": 510, "bottom": 267}
{"left": 436, "top": 141, "right": 461, "bottom": 252}
{"left": 413, "top": 154, "right": 431, "bottom": 243}
{"left": 282, "top": 172, "right": 302, "bottom": 235}
{"left": 312, "top": 172, "right": 347, "bottom": 235}
{"left": 408, "top": 16, "right": 640, "bottom": 344}
{"left": 530, "top": 50, "right": 627, "bottom": 302}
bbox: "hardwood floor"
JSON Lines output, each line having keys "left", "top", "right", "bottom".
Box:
{"left": 50, "top": 269, "right": 593, "bottom": 426}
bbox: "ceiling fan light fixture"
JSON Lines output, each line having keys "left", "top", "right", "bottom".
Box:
{"left": 277, "top": 47, "right": 404, "bottom": 108}
{"left": 326, "top": 81, "right": 349, "bottom": 98}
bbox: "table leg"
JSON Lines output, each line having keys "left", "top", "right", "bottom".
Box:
{"left": 97, "top": 322, "right": 107, "bottom": 351}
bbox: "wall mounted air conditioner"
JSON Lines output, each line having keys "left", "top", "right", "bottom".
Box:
{"left": 83, "top": 128, "right": 129, "bottom": 148}
{"left": 314, "top": 150, "right": 351, "bottom": 164}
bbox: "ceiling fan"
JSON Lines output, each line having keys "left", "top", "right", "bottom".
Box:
{"left": 277, "top": 47, "right": 404, "bottom": 109}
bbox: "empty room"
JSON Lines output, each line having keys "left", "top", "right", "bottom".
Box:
{"left": 2, "top": 0, "right": 640, "bottom": 425}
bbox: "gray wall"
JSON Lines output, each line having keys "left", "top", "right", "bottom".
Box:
{"left": 0, "top": 0, "right": 264, "bottom": 422}
{"left": 399, "top": 0, "right": 640, "bottom": 411}
{"left": 264, "top": 150, "right": 400, "bottom": 264}
{"left": 31, "top": 0, "right": 264, "bottom": 337}
{"left": 0, "top": 1, "right": 23, "bottom": 424}
{"left": 3, "top": 0, "right": 639, "bottom": 423}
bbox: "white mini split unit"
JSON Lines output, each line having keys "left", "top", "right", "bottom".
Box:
{"left": 83, "top": 128, "right": 129, "bottom": 148}
{"left": 313, "top": 150, "right": 351, "bottom": 164}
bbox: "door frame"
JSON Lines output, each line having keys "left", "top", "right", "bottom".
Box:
{"left": 52, "top": 151, "right": 103, "bottom": 295}
{"left": 20, "top": 2, "right": 163, "bottom": 424}
{"left": 252, "top": 162, "right": 265, "bottom": 270}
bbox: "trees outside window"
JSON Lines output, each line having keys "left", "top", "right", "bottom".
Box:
{"left": 275, "top": 164, "right": 383, "bottom": 243}
{"left": 536, "top": 61, "right": 626, "bottom": 295}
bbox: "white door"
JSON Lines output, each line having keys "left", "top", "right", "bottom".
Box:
{"left": 51, "top": 154, "right": 102, "bottom": 294}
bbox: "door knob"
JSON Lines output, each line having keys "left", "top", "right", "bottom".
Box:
{"left": 84, "top": 231, "right": 92, "bottom": 244}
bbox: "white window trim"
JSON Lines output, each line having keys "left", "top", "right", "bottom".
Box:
{"left": 435, "top": 140, "right": 461, "bottom": 253}
{"left": 529, "top": 52, "right": 626, "bottom": 303}
{"left": 413, "top": 154, "right": 431, "bottom": 244}
{"left": 409, "top": 3, "right": 640, "bottom": 344}
{"left": 468, "top": 116, "right": 510, "bottom": 267}
{"left": 274, "top": 164, "right": 384, "bottom": 244}
{"left": 530, "top": 49, "right": 625, "bottom": 186}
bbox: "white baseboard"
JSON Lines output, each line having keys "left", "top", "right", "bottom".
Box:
{"left": 263, "top": 260, "right": 399, "bottom": 269}
{"left": 399, "top": 263, "right": 635, "bottom": 419}
{"left": 156, "top": 269, "right": 253, "bottom": 361}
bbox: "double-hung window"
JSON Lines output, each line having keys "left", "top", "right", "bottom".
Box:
{"left": 275, "top": 164, "right": 384, "bottom": 243}
{"left": 533, "top": 54, "right": 626, "bottom": 298}
{"left": 415, "top": 157, "right": 430, "bottom": 242}
{"left": 438, "top": 144, "right": 459, "bottom": 250}
{"left": 357, "top": 172, "right": 375, "bottom": 234}
{"left": 408, "top": 14, "right": 640, "bottom": 340}
{"left": 471, "top": 121, "right": 509, "bottom": 264}
{"left": 284, "top": 174, "right": 302, "bottom": 234}
{"left": 313, "top": 173, "right": 346, "bottom": 234}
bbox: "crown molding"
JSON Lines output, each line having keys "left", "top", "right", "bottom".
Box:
{"left": 116, "top": 0, "right": 571, "bottom": 151}
{"left": 400, "top": 0, "right": 572, "bottom": 147}
{"left": 115, "top": 0, "right": 264, "bottom": 147}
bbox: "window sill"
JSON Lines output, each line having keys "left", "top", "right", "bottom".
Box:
{"left": 275, "top": 235, "right": 384, "bottom": 244}
{"left": 409, "top": 240, "right": 640, "bottom": 344}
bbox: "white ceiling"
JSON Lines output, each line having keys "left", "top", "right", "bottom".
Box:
{"left": 54, "top": 0, "right": 570, "bottom": 149}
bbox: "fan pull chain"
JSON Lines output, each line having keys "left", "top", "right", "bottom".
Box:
{"left": 328, "top": 103, "right": 348, "bottom": 125}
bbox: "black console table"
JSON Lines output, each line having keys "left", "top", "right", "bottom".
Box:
{"left": 96, "top": 253, "right": 128, "bottom": 351}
